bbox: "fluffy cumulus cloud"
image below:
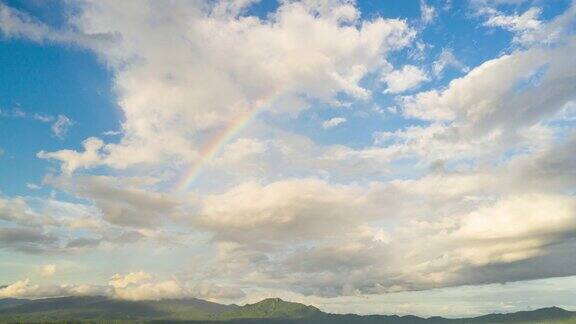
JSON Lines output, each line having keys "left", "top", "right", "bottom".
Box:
{"left": 38, "top": 137, "right": 105, "bottom": 174}
{"left": 197, "top": 178, "right": 385, "bottom": 245}
{"left": 0, "top": 279, "right": 106, "bottom": 299}
{"left": 0, "top": 271, "right": 243, "bottom": 301}
{"left": 196, "top": 170, "right": 576, "bottom": 297}
{"left": 1, "top": 0, "right": 576, "bottom": 310}
{"left": 22, "top": 0, "right": 415, "bottom": 171}
{"left": 398, "top": 38, "right": 576, "bottom": 160}
{"left": 109, "top": 271, "right": 244, "bottom": 301}
{"left": 188, "top": 128, "right": 576, "bottom": 296}
{"left": 382, "top": 65, "right": 429, "bottom": 93}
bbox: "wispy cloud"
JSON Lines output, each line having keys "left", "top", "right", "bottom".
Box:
{"left": 51, "top": 115, "right": 74, "bottom": 139}
{"left": 322, "top": 117, "right": 347, "bottom": 129}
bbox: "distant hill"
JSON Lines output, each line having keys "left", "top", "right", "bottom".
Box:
{"left": 461, "top": 306, "right": 575, "bottom": 323}
{"left": 0, "top": 296, "right": 574, "bottom": 323}
{"left": 0, "top": 295, "right": 237, "bottom": 322}
{"left": 219, "top": 297, "right": 321, "bottom": 320}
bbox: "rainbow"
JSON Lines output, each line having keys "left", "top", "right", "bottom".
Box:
{"left": 172, "top": 109, "right": 260, "bottom": 192}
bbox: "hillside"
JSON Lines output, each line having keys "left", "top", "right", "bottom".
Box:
{"left": 0, "top": 296, "right": 574, "bottom": 323}
{"left": 219, "top": 298, "right": 322, "bottom": 320}
{"left": 0, "top": 295, "right": 237, "bottom": 322}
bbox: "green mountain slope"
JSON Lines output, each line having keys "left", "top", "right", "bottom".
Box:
{"left": 0, "top": 296, "right": 574, "bottom": 323}
{"left": 0, "top": 298, "right": 31, "bottom": 311}
{"left": 0, "top": 295, "right": 238, "bottom": 322}
{"left": 219, "top": 298, "right": 321, "bottom": 320}
{"left": 461, "top": 307, "right": 575, "bottom": 323}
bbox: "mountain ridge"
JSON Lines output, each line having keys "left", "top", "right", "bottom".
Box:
{"left": 0, "top": 295, "right": 574, "bottom": 323}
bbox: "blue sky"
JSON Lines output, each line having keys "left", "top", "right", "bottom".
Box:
{"left": 1, "top": 0, "right": 576, "bottom": 317}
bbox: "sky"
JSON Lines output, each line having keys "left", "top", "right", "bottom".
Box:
{"left": 0, "top": 0, "right": 576, "bottom": 318}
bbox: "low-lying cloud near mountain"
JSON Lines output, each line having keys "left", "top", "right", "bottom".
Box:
{"left": 0, "top": 271, "right": 244, "bottom": 301}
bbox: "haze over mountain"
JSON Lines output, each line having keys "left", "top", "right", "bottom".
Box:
{"left": 0, "top": 296, "right": 575, "bottom": 323}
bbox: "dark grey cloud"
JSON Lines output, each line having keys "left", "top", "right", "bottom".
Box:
{"left": 0, "top": 227, "right": 58, "bottom": 254}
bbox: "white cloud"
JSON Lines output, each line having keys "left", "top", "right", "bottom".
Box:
{"left": 321, "top": 117, "right": 347, "bottom": 129}
{"left": 0, "top": 272, "right": 245, "bottom": 301}
{"left": 481, "top": 6, "right": 543, "bottom": 45}
{"left": 26, "top": 183, "right": 41, "bottom": 190}
{"left": 38, "top": 137, "right": 105, "bottom": 174}
{"left": 478, "top": 1, "right": 576, "bottom": 46}
{"left": 403, "top": 39, "right": 576, "bottom": 128}
{"left": 484, "top": 7, "right": 542, "bottom": 33}
{"left": 112, "top": 278, "right": 187, "bottom": 301}
{"left": 457, "top": 194, "right": 576, "bottom": 237}
{"left": 109, "top": 270, "right": 151, "bottom": 289}
{"left": 109, "top": 271, "right": 244, "bottom": 301}
{"left": 382, "top": 65, "right": 429, "bottom": 94}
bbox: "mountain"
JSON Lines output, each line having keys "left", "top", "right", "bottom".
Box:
{"left": 0, "top": 298, "right": 31, "bottom": 311}
{"left": 0, "top": 296, "right": 574, "bottom": 323}
{"left": 219, "top": 298, "right": 322, "bottom": 320}
{"left": 0, "top": 295, "right": 238, "bottom": 322}
{"left": 461, "top": 306, "right": 576, "bottom": 323}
